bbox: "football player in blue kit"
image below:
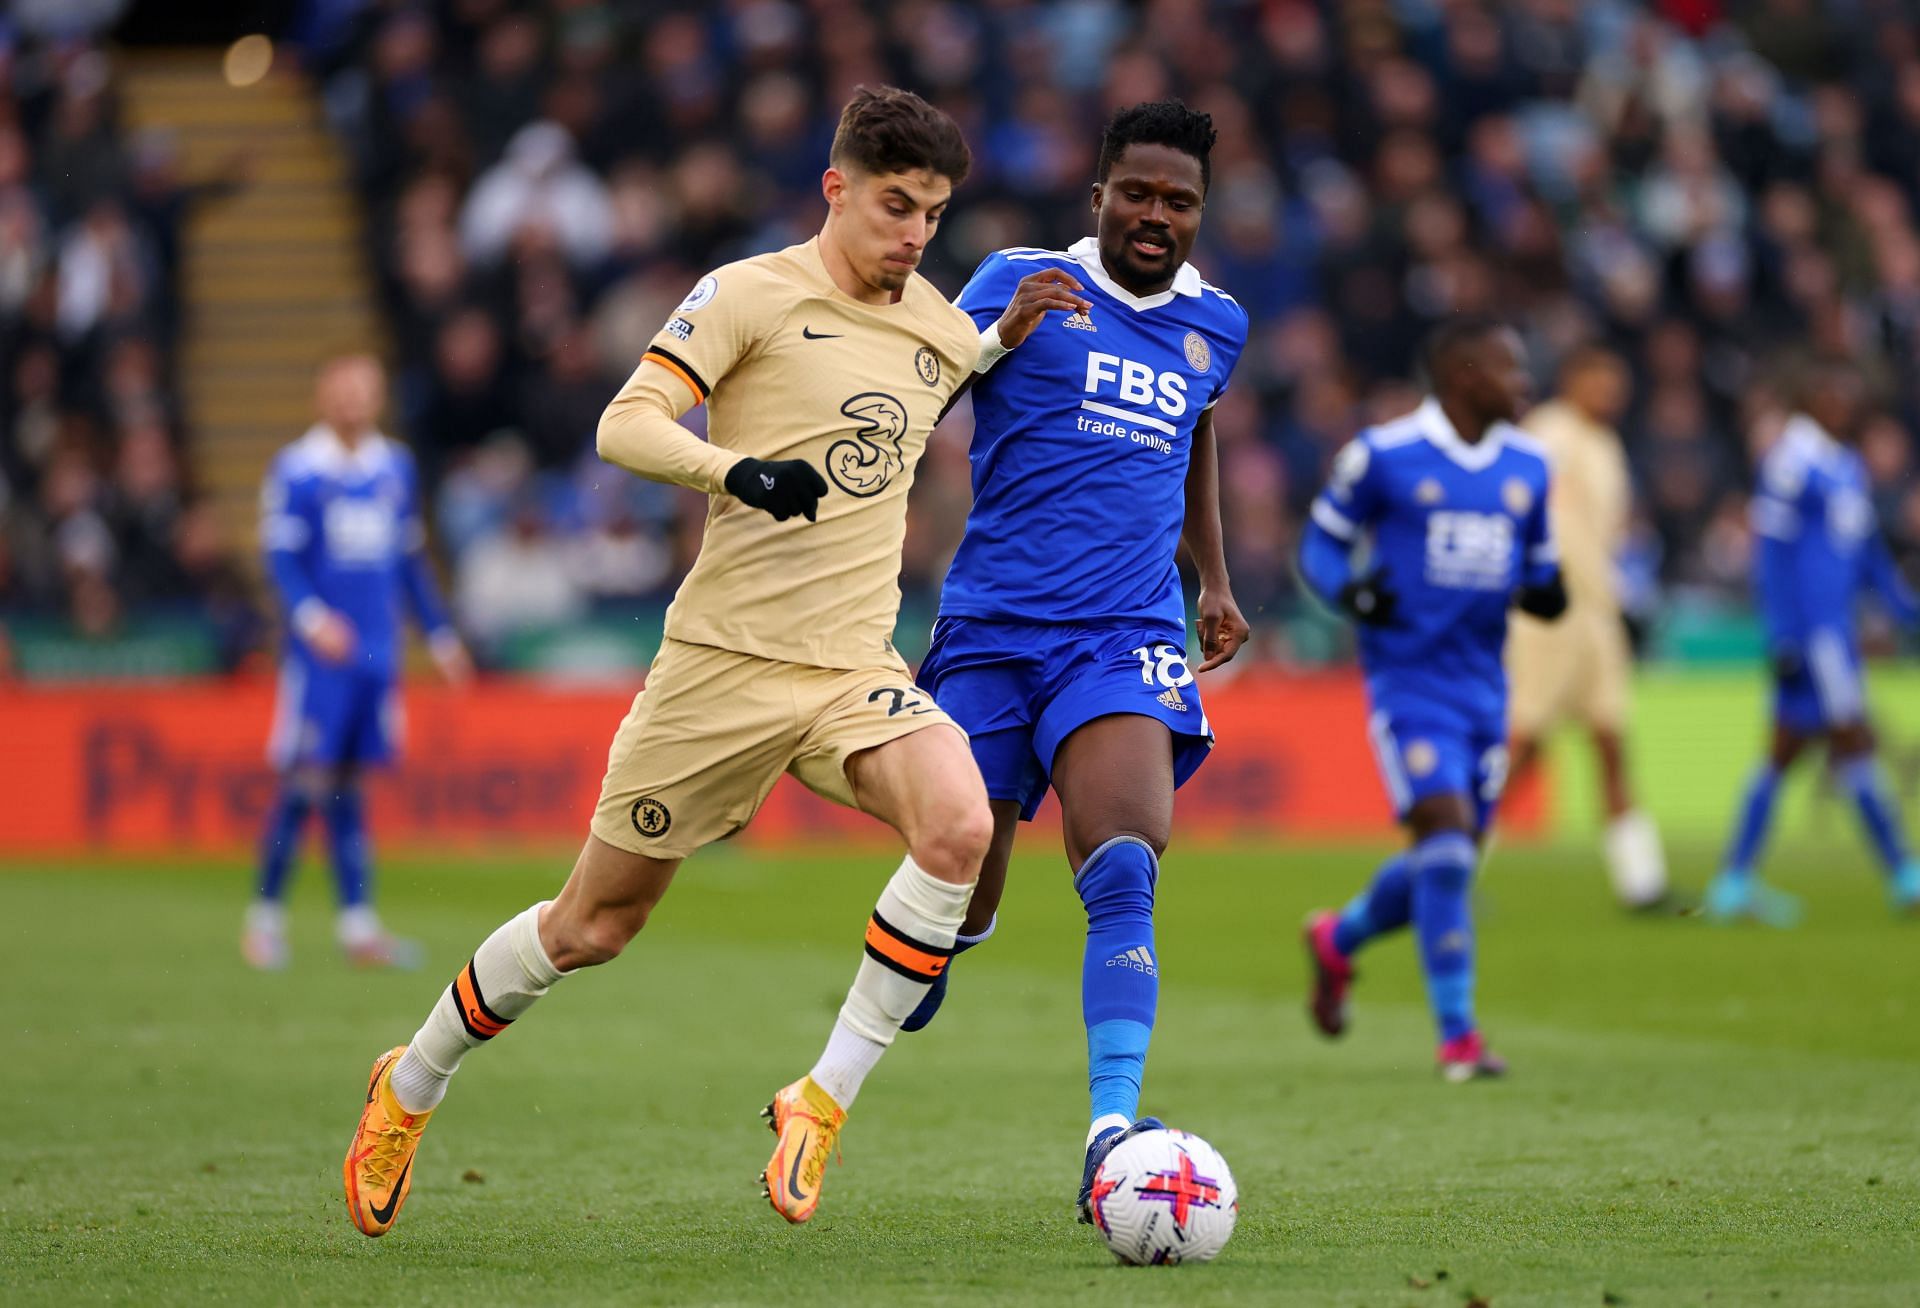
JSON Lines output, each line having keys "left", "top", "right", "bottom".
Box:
{"left": 244, "top": 355, "right": 472, "bottom": 971}
{"left": 1706, "top": 362, "right": 1920, "bottom": 925}
{"left": 1297, "top": 319, "right": 1567, "bottom": 1082}
{"left": 905, "top": 102, "right": 1251, "bottom": 1218}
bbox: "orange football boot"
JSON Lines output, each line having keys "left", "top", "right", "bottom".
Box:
{"left": 759, "top": 1076, "right": 846, "bottom": 1224}
{"left": 343, "top": 1046, "right": 434, "bottom": 1236}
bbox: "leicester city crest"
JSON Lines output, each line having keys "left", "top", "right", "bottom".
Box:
{"left": 1502, "top": 477, "right": 1533, "bottom": 515}
{"left": 1184, "top": 330, "right": 1211, "bottom": 373}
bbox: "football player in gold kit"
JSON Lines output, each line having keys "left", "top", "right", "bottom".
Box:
{"left": 343, "top": 87, "right": 1005, "bottom": 1234}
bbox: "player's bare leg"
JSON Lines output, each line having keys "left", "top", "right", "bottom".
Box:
{"left": 763, "top": 724, "right": 990, "bottom": 1223}
{"left": 344, "top": 837, "right": 678, "bottom": 1235}
{"left": 1048, "top": 713, "right": 1177, "bottom": 1217}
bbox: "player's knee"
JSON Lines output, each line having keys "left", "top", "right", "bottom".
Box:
{"left": 1068, "top": 819, "right": 1169, "bottom": 868}
{"left": 547, "top": 902, "right": 651, "bottom": 969}
{"left": 912, "top": 798, "right": 993, "bottom": 885}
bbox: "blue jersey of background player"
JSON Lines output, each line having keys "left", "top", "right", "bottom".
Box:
{"left": 1707, "top": 362, "right": 1920, "bottom": 925}
{"left": 243, "top": 355, "right": 471, "bottom": 972}
{"left": 906, "top": 102, "right": 1251, "bottom": 1220}
{"left": 1296, "top": 320, "right": 1566, "bottom": 1082}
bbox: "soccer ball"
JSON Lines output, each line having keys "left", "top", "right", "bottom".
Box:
{"left": 1087, "top": 1128, "right": 1238, "bottom": 1265}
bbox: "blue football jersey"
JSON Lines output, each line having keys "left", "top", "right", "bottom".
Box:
{"left": 260, "top": 425, "right": 451, "bottom": 676}
{"left": 1749, "top": 413, "right": 1918, "bottom": 648}
{"left": 937, "top": 238, "right": 1250, "bottom": 629}
{"left": 1310, "top": 399, "right": 1557, "bottom": 724}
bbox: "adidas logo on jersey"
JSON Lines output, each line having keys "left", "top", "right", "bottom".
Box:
{"left": 1105, "top": 946, "right": 1157, "bottom": 975}
{"left": 1157, "top": 685, "right": 1187, "bottom": 712}
{"left": 1062, "top": 309, "right": 1097, "bottom": 332}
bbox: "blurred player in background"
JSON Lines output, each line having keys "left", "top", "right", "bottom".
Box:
{"left": 341, "top": 87, "right": 992, "bottom": 1237}
{"left": 905, "top": 102, "right": 1250, "bottom": 1219}
{"left": 1706, "top": 363, "right": 1920, "bottom": 925}
{"left": 1505, "top": 346, "right": 1669, "bottom": 910}
{"left": 245, "top": 355, "right": 470, "bottom": 971}
{"left": 1299, "top": 320, "right": 1565, "bottom": 1081}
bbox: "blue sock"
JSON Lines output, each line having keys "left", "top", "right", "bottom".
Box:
{"left": 1077, "top": 836, "right": 1159, "bottom": 1127}
{"left": 322, "top": 784, "right": 372, "bottom": 909}
{"left": 1333, "top": 854, "right": 1412, "bottom": 956}
{"left": 1723, "top": 765, "right": 1782, "bottom": 878}
{"left": 1837, "top": 757, "right": 1909, "bottom": 875}
{"left": 1410, "top": 832, "right": 1478, "bottom": 1044}
{"left": 256, "top": 785, "right": 312, "bottom": 901}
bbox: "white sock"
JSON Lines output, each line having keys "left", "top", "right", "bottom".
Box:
{"left": 1605, "top": 810, "right": 1669, "bottom": 908}
{"left": 1087, "top": 1112, "right": 1130, "bottom": 1147}
{"left": 245, "top": 900, "right": 286, "bottom": 935}
{"left": 807, "top": 856, "right": 972, "bottom": 1109}
{"left": 807, "top": 1022, "right": 888, "bottom": 1111}
{"left": 390, "top": 901, "right": 564, "bottom": 1113}
{"left": 336, "top": 905, "right": 381, "bottom": 948}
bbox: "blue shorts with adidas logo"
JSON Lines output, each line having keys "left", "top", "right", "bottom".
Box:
{"left": 916, "top": 615, "right": 1215, "bottom": 821}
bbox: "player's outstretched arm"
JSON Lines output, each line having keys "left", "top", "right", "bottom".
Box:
{"left": 597, "top": 361, "right": 828, "bottom": 523}
{"left": 596, "top": 359, "right": 740, "bottom": 494}
{"left": 1180, "top": 409, "right": 1249, "bottom": 670}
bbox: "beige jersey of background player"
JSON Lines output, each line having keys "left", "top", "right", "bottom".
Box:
{"left": 1520, "top": 397, "right": 1631, "bottom": 617}
{"left": 596, "top": 237, "right": 978, "bottom": 671}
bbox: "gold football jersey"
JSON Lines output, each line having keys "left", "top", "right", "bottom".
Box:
{"left": 615, "top": 238, "right": 979, "bottom": 670}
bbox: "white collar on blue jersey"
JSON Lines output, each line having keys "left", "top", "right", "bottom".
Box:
{"left": 1068, "top": 236, "right": 1205, "bottom": 312}
{"left": 296, "top": 423, "right": 393, "bottom": 476}
{"left": 1415, "top": 396, "right": 1516, "bottom": 472}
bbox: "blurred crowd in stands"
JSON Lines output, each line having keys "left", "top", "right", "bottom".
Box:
{"left": 0, "top": 17, "right": 259, "bottom": 672}
{"left": 10, "top": 0, "right": 1920, "bottom": 672}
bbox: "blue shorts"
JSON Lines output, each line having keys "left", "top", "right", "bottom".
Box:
{"left": 267, "top": 659, "right": 401, "bottom": 770}
{"left": 1365, "top": 694, "right": 1507, "bottom": 833}
{"left": 1776, "top": 630, "right": 1865, "bottom": 733}
{"left": 917, "top": 616, "right": 1214, "bottom": 821}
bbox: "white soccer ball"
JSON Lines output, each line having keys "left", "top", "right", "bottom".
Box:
{"left": 1088, "top": 1127, "right": 1238, "bottom": 1265}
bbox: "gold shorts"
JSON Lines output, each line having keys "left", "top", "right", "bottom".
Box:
{"left": 1506, "top": 604, "right": 1632, "bottom": 738}
{"left": 589, "top": 638, "right": 961, "bottom": 860}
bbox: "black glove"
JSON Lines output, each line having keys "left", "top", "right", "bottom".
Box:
{"left": 1336, "top": 571, "right": 1398, "bottom": 626}
{"left": 1515, "top": 573, "right": 1569, "bottom": 621}
{"left": 724, "top": 457, "right": 829, "bottom": 522}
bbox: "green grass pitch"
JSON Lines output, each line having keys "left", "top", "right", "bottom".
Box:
{"left": 2, "top": 838, "right": 1916, "bottom": 1306}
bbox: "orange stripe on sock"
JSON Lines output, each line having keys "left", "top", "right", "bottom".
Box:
{"left": 453, "top": 966, "right": 508, "bottom": 1039}
{"left": 863, "top": 916, "right": 948, "bottom": 979}
{"left": 643, "top": 350, "right": 706, "bottom": 405}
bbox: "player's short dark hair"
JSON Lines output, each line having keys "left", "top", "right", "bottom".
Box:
{"left": 829, "top": 85, "right": 971, "bottom": 186}
{"left": 1420, "top": 315, "right": 1511, "bottom": 386}
{"left": 1098, "top": 100, "right": 1218, "bottom": 193}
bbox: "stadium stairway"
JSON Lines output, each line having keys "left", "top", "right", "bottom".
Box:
{"left": 121, "top": 48, "right": 385, "bottom": 578}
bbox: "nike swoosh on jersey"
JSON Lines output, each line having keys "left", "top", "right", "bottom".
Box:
{"left": 801, "top": 327, "right": 842, "bottom": 340}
